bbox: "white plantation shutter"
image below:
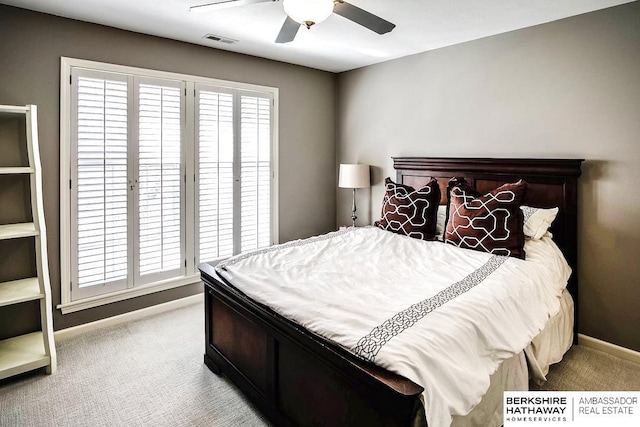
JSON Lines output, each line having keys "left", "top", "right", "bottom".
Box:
{"left": 137, "top": 81, "right": 184, "bottom": 281}
{"left": 240, "top": 94, "right": 271, "bottom": 252}
{"left": 63, "top": 59, "right": 277, "bottom": 306}
{"left": 72, "top": 71, "right": 130, "bottom": 299}
{"left": 196, "top": 88, "right": 234, "bottom": 263}
{"left": 196, "top": 88, "right": 273, "bottom": 260}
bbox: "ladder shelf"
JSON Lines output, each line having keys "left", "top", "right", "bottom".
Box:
{"left": 0, "top": 104, "right": 56, "bottom": 379}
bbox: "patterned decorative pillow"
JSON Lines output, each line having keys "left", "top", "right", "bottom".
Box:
{"left": 445, "top": 179, "right": 528, "bottom": 259}
{"left": 375, "top": 177, "right": 441, "bottom": 240}
{"left": 521, "top": 206, "right": 559, "bottom": 239}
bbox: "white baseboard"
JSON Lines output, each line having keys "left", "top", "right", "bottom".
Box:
{"left": 578, "top": 333, "right": 640, "bottom": 365}
{"left": 54, "top": 293, "right": 203, "bottom": 341}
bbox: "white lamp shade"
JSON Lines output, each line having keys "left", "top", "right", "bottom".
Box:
{"left": 283, "top": 0, "right": 334, "bottom": 26}
{"left": 338, "top": 164, "right": 370, "bottom": 189}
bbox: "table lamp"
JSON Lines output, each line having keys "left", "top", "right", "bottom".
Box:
{"left": 338, "top": 163, "right": 370, "bottom": 227}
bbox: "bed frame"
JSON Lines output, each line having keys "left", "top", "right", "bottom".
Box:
{"left": 199, "top": 157, "right": 583, "bottom": 426}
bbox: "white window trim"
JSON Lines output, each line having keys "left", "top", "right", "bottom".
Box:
{"left": 59, "top": 57, "right": 279, "bottom": 314}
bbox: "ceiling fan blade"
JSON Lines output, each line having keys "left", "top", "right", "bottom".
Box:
{"left": 189, "top": 0, "right": 275, "bottom": 13}
{"left": 333, "top": 1, "right": 395, "bottom": 34}
{"left": 275, "top": 16, "right": 300, "bottom": 43}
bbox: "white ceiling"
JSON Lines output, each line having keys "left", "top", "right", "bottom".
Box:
{"left": 1, "top": 0, "right": 633, "bottom": 73}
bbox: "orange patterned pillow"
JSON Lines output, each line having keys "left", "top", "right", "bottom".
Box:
{"left": 375, "top": 178, "right": 440, "bottom": 240}
{"left": 445, "top": 179, "right": 527, "bottom": 259}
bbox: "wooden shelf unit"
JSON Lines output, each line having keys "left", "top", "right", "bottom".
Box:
{"left": 0, "top": 104, "right": 56, "bottom": 380}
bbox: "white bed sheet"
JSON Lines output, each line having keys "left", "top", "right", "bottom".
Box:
{"left": 452, "top": 351, "right": 528, "bottom": 427}
{"left": 217, "top": 227, "right": 572, "bottom": 427}
{"left": 526, "top": 289, "right": 575, "bottom": 383}
{"left": 453, "top": 289, "right": 574, "bottom": 427}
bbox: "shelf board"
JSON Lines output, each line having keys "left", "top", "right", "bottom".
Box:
{"left": 0, "top": 332, "right": 50, "bottom": 381}
{"left": 0, "top": 167, "right": 34, "bottom": 174}
{"left": 0, "top": 278, "right": 42, "bottom": 307}
{"left": 0, "top": 105, "right": 29, "bottom": 114}
{"left": 0, "top": 223, "right": 38, "bottom": 240}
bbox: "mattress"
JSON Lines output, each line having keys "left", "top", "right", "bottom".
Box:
{"left": 217, "top": 226, "right": 572, "bottom": 427}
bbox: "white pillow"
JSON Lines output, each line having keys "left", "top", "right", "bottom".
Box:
{"left": 435, "top": 205, "right": 447, "bottom": 238}
{"left": 521, "top": 206, "right": 559, "bottom": 239}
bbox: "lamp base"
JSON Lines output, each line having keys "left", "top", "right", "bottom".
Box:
{"left": 351, "top": 188, "right": 357, "bottom": 227}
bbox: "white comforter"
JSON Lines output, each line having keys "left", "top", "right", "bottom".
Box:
{"left": 217, "top": 227, "right": 571, "bottom": 427}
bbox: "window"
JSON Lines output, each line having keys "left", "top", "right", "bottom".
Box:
{"left": 195, "top": 86, "right": 273, "bottom": 258}
{"left": 60, "top": 58, "right": 278, "bottom": 313}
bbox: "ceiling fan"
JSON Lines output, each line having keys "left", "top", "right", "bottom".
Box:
{"left": 189, "top": 0, "right": 396, "bottom": 43}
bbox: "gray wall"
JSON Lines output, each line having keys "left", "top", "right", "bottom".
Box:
{"left": 0, "top": 5, "right": 336, "bottom": 330}
{"left": 337, "top": 2, "right": 640, "bottom": 351}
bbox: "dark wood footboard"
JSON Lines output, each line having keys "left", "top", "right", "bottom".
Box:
{"left": 200, "top": 263, "right": 425, "bottom": 427}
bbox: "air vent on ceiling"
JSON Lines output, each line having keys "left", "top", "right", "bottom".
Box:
{"left": 203, "top": 34, "right": 239, "bottom": 44}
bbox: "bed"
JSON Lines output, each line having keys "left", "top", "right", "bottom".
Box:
{"left": 199, "top": 157, "right": 583, "bottom": 426}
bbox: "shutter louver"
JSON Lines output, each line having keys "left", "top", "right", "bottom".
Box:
{"left": 197, "top": 90, "right": 234, "bottom": 262}
{"left": 138, "top": 83, "right": 182, "bottom": 276}
{"left": 240, "top": 95, "right": 271, "bottom": 252}
{"left": 76, "top": 76, "right": 128, "bottom": 288}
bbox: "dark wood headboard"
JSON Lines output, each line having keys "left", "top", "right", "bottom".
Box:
{"left": 393, "top": 157, "right": 583, "bottom": 335}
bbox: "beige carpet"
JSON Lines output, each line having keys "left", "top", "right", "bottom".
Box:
{"left": 1, "top": 301, "right": 638, "bottom": 426}
{"left": 0, "top": 302, "right": 270, "bottom": 427}
{"left": 533, "top": 344, "right": 640, "bottom": 391}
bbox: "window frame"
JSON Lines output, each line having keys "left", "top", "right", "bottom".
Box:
{"left": 59, "top": 57, "right": 279, "bottom": 314}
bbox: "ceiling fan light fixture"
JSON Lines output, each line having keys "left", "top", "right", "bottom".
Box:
{"left": 283, "top": 0, "right": 334, "bottom": 28}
